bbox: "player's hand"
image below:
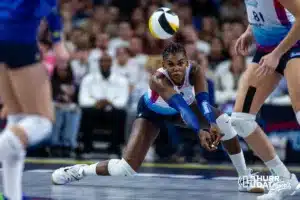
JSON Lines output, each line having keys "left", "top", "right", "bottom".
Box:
{"left": 209, "top": 123, "right": 224, "bottom": 149}
{"left": 198, "top": 129, "right": 218, "bottom": 152}
{"left": 256, "top": 52, "right": 279, "bottom": 78}
{"left": 53, "top": 42, "right": 70, "bottom": 68}
{"left": 235, "top": 30, "right": 253, "bottom": 56}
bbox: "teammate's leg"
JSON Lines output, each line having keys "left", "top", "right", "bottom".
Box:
{"left": 231, "top": 63, "right": 293, "bottom": 181}
{"left": 0, "top": 61, "right": 53, "bottom": 200}
{"left": 0, "top": 64, "right": 25, "bottom": 200}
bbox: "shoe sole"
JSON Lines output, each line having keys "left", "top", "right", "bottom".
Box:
{"left": 248, "top": 187, "right": 265, "bottom": 193}
{"left": 240, "top": 187, "right": 265, "bottom": 193}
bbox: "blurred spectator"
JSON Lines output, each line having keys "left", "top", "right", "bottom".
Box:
{"left": 208, "top": 37, "right": 228, "bottom": 69}
{"left": 220, "top": 0, "right": 246, "bottom": 21}
{"left": 79, "top": 53, "right": 129, "bottom": 156}
{"left": 112, "top": 47, "right": 140, "bottom": 91}
{"left": 51, "top": 63, "right": 81, "bottom": 158}
{"left": 89, "top": 33, "right": 114, "bottom": 73}
{"left": 39, "top": 39, "right": 56, "bottom": 76}
{"left": 70, "top": 32, "right": 91, "bottom": 85}
{"left": 108, "top": 21, "right": 133, "bottom": 56}
{"left": 129, "top": 37, "right": 148, "bottom": 68}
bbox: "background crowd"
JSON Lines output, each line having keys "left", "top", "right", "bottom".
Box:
{"left": 28, "top": 0, "right": 295, "bottom": 163}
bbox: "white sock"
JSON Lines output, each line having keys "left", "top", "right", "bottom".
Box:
{"left": 264, "top": 155, "right": 290, "bottom": 178}
{"left": 228, "top": 151, "right": 248, "bottom": 176}
{"left": 82, "top": 163, "right": 98, "bottom": 176}
{"left": 3, "top": 114, "right": 26, "bottom": 200}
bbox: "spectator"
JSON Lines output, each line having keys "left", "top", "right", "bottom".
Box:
{"left": 108, "top": 21, "right": 133, "bottom": 56}
{"left": 129, "top": 36, "right": 148, "bottom": 68}
{"left": 70, "top": 33, "right": 91, "bottom": 85}
{"left": 112, "top": 46, "right": 140, "bottom": 91}
{"left": 51, "top": 63, "right": 81, "bottom": 158}
{"left": 79, "top": 53, "right": 129, "bottom": 156}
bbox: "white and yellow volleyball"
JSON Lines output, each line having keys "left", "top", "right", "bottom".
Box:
{"left": 148, "top": 7, "right": 179, "bottom": 39}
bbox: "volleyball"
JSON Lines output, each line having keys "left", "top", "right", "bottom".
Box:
{"left": 148, "top": 7, "right": 179, "bottom": 39}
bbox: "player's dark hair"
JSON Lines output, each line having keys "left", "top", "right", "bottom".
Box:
{"left": 162, "top": 42, "right": 187, "bottom": 60}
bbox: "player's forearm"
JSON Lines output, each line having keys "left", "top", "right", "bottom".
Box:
{"left": 167, "top": 94, "right": 200, "bottom": 133}
{"left": 195, "top": 92, "right": 216, "bottom": 124}
{"left": 46, "top": 8, "right": 62, "bottom": 43}
{"left": 273, "top": 20, "right": 300, "bottom": 57}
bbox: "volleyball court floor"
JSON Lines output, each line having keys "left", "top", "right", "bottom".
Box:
{"left": 1, "top": 158, "right": 300, "bottom": 200}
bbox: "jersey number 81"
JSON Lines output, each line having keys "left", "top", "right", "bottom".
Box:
{"left": 253, "top": 11, "right": 265, "bottom": 22}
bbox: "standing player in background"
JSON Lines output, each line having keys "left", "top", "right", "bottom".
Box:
{"left": 233, "top": 0, "right": 300, "bottom": 199}
{"left": 52, "top": 42, "right": 263, "bottom": 193}
{"left": 0, "top": 0, "right": 69, "bottom": 199}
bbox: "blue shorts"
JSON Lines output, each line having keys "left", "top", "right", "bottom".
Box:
{"left": 0, "top": 42, "right": 40, "bottom": 69}
{"left": 252, "top": 46, "right": 300, "bottom": 75}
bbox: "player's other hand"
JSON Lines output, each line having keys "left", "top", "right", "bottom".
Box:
{"left": 235, "top": 28, "right": 253, "bottom": 56}
{"left": 198, "top": 129, "right": 217, "bottom": 152}
{"left": 53, "top": 42, "right": 70, "bottom": 68}
{"left": 209, "top": 123, "right": 224, "bottom": 149}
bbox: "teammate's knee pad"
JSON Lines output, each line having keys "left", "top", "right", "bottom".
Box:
{"left": 17, "top": 115, "right": 52, "bottom": 146}
{"left": 108, "top": 158, "right": 136, "bottom": 176}
{"left": 216, "top": 113, "right": 237, "bottom": 141}
{"left": 7, "top": 114, "right": 25, "bottom": 126}
{"left": 231, "top": 112, "right": 257, "bottom": 138}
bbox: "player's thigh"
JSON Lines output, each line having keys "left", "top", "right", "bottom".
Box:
{"left": 8, "top": 63, "right": 54, "bottom": 121}
{"left": 284, "top": 58, "right": 300, "bottom": 112}
{"left": 0, "top": 63, "right": 22, "bottom": 114}
{"left": 234, "top": 63, "right": 281, "bottom": 114}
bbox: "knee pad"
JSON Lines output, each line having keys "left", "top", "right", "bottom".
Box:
{"left": 17, "top": 115, "right": 52, "bottom": 146}
{"left": 216, "top": 113, "right": 237, "bottom": 141}
{"left": 231, "top": 112, "right": 257, "bottom": 138}
{"left": 7, "top": 114, "right": 26, "bottom": 126}
{"left": 108, "top": 158, "right": 136, "bottom": 176}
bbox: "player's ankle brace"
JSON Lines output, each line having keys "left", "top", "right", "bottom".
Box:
{"left": 231, "top": 112, "right": 257, "bottom": 138}
{"left": 108, "top": 158, "right": 136, "bottom": 176}
{"left": 216, "top": 113, "right": 237, "bottom": 141}
{"left": 17, "top": 115, "right": 52, "bottom": 146}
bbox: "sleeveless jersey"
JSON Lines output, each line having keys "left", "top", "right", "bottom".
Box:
{"left": 245, "top": 0, "right": 295, "bottom": 51}
{"left": 144, "top": 64, "right": 195, "bottom": 115}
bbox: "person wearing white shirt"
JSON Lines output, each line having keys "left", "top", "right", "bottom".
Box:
{"left": 112, "top": 47, "right": 140, "bottom": 91}
{"left": 79, "top": 53, "right": 129, "bottom": 156}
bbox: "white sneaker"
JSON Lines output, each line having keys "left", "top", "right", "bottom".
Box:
{"left": 238, "top": 169, "right": 265, "bottom": 193}
{"left": 52, "top": 164, "right": 87, "bottom": 185}
{"left": 257, "top": 173, "right": 299, "bottom": 200}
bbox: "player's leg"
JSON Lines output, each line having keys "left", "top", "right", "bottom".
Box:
{"left": 231, "top": 62, "right": 293, "bottom": 180}
{"left": 257, "top": 55, "right": 300, "bottom": 199}
{"left": 0, "top": 64, "right": 25, "bottom": 200}
{"left": 0, "top": 43, "right": 53, "bottom": 200}
{"left": 52, "top": 96, "right": 161, "bottom": 184}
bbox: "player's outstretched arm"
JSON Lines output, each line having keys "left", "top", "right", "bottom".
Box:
{"left": 189, "top": 62, "right": 223, "bottom": 146}
{"left": 149, "top": 72, "right": 201, "bottom": 134}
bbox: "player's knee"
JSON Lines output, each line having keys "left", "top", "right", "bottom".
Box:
{"left": 216, "top": 113, "right": 237, "bottom": 141}
{"left": 108, "top": 158, "right": 136, "bottom": 176}
{"left": 231, "top": 112, "right": 257, "bottom": 138}
{"left": 17, "top": 115, "right": 52, "bottom": 146}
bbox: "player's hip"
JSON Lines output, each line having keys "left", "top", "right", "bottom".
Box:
{"left": 252, "top": 45, "right": 300, "bottom": 75}
{"left": 0, "top": 41, "right": 40, "bottom": 69}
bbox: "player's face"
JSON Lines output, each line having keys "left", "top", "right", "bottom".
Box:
{"left": 163, "top": 52, "right": 188, "bottom": 85}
